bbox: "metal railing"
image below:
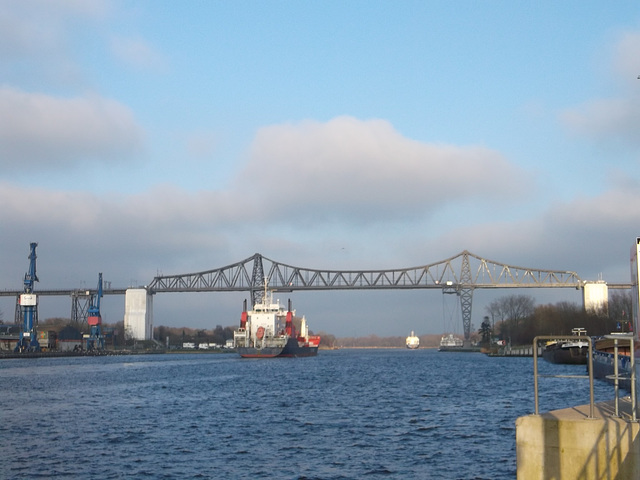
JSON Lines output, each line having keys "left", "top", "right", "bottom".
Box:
{"left": 533, "top": 334, "right": 638, "bottom": 421}
{"left": 601, "top": 334, "right": 636, "bottom": 421}
{"left": 533, "top": 335, "right": 594, "bottom": 417}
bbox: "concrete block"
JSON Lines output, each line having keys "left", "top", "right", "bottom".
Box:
{"left": 516, "top": 399, "right": 639, "bottom": 479}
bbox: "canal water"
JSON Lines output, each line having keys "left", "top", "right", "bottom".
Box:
{"left": 0, "top": 349, "right": 615, "bottom": 479}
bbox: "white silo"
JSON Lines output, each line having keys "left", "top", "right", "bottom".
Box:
{"left": 582, "top": 281, "right": 608, "bottom": 314}
{"left": 124, "top": 288, "right": 154, "bottom": 340}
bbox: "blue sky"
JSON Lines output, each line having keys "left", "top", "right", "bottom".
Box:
{"left": 1, "top": 1, "right": 640, "bottom": 337}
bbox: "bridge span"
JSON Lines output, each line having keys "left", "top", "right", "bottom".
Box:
{"left": 1, "top": 250, "right": 626, "bottom": 340}
{"left": 148, "top": 250, "right": 611, "bottom": 340}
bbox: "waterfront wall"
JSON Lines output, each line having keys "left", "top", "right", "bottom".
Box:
{"left": 516, "top": 399, "right": 639, "bottom": 479}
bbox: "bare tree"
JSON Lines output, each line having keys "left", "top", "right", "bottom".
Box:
{"left": 503, "top": 294, "right": 535, "bottom": 326}
{"left": 608, "top": 290, "right": 633, "bottom": 331}
{"left": 485, "top": 299, "right": 503, "bottom": 328}
{"left": 486, "top": 294, "right": 535, "bottom": 327}
{"left": 487, "top": 294, "right": 536, "bottom": 344}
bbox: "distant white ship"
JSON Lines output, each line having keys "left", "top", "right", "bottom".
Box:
{"left": 406, "top": 331, "right": 420, "bottom": 349}
{"left": 439, "top": 333, "right": 463, "bottom": 351}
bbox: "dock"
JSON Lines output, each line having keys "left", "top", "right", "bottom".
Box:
{"left": 516, "top": 334, "right": 639, "bottom": 479}
{"left": 516, "top": 397, "right": 639, "bottom": 478}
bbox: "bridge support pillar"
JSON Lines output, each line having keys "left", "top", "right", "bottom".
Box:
{"left": 250, "top": 253, "right": 265, "bottom": 307}
{"left": 459, "top": 287, "right": 473, "bottom": 341}
{"left": 70, "top": 290, "right": 91, "bottom": 326}
{"left": 459, "top": 252, "right": 474, "bottom": 340}
{"left": 124, "top": 288, "right": 153, "bottom": 341}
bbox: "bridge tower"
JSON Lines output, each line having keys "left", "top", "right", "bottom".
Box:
{"left": 250, "top": 253, "right": 265, "bottom": 307}
{"left": 70, "top": 290, "right": 92, "bottom": 326}
{"left": 459, "top": 252, "right": 474, "bottom": 341}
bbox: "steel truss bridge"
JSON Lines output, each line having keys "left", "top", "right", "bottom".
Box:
{"left": 2, "top": 250, "right": 628, "bottom": 339}
{"left": 148, "top": 250, "right": 596, "bottom": 340}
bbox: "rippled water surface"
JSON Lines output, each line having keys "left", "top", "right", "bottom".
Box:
{"left": 0, "top": 349, "right": 614, "bottom": 479}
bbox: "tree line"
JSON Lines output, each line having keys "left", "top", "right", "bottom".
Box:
{"left": 480, "top": 291, "right": 632, "bottom": 347}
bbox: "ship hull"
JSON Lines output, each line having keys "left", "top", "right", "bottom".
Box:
{"left": 542, "top": 345, "right": 587, "bottom": 365}
{"left": 592, "top": 349, "right": 632, "bottom": 391}
{"left": 438, "top": 346, "right": 464, "bottom": 352}
{"left": 591, "top": 337, "right": 634, "bottom": 391}
{"left": 237, "top": 338, "right": 318, "bottom": 358}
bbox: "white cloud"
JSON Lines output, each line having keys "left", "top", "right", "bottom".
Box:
{"left": 0, "top": 87, "right": 145, "bottom": 169}
{"left": 0, "top": 1, "right": 110, "bottom": 86}
{"left": 1, "top": 175, "right": 637, "bottom": 332}
{"left": 560, "top": 28, "right": 640, "bottom": 148}
{"left": 612, "top": 30, "right": 640, "bottom": 83}
{"left": 238, "top": 116, "right": 529, "bottom": 224}
{"left": 0, "top": 181, "right": 240, "bottom": 276}
{"left": 560, "top": 97, "right": 640, "bottom": 147}
{"left": 428, "top": 182, "right": 640, "bottom": 284}
{"left": 0, "top": 0, "right": 108, "bottom": 58}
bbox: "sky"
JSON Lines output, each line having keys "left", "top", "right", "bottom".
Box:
{"left": 2, "top": 1, "right": 640, "bottom": 338}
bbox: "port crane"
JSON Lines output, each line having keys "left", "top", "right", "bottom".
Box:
{"left": 86, "top": 272, "right": 105, "bottom": 350}
{"left": 15, "top": 242, "right": 40, "bottom": 352}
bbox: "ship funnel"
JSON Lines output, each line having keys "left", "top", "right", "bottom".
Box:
{"left": 285, "top": 300, "right": 293, "bottom": 336}
{"left": 240, "top": 299, "right": 248, "bottom": 329}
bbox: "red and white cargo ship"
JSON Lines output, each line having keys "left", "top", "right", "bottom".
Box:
{"left": 233, "top": 282, "right": 320, "bottom": 358}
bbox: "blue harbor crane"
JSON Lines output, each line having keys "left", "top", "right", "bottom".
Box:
{"left": 86, "top": 272, "right": 105, "bottom": 350}
{"left": 15, "top": 242, "right": 40, "bottom": 352}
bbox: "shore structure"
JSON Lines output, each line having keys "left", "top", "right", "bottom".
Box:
{"left": 516, "top": 398, "right": 639, "bottom": 478}
{"left": 515, "top": 237, "right": 640, "bottom": 479}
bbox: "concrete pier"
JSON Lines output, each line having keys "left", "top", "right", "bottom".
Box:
{"left": 516, "top": 397, "right": 639, "bottom": 479}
